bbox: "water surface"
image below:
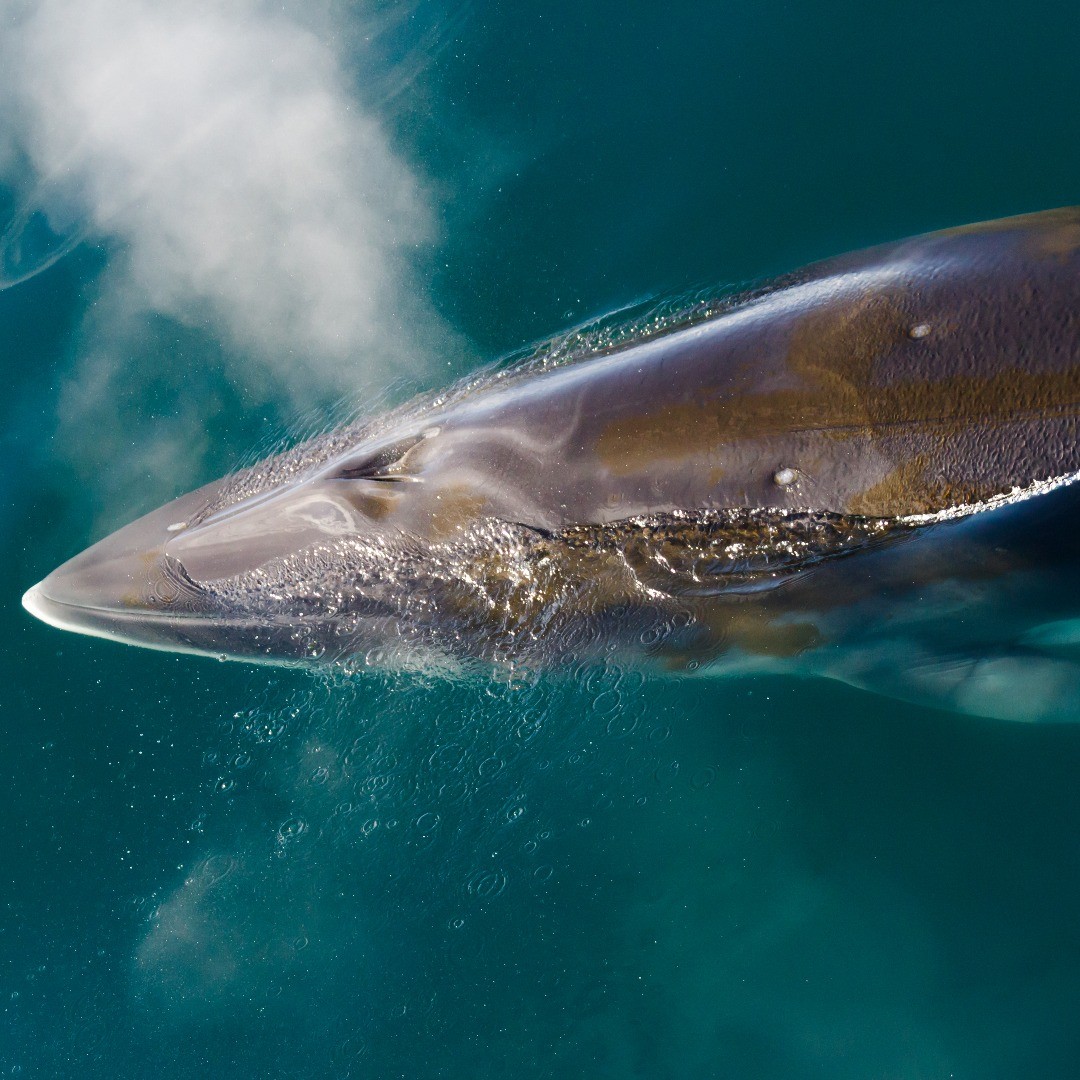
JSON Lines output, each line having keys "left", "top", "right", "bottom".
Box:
{"left": 4, "top": 0, "right": 1080, "bottom": 1075}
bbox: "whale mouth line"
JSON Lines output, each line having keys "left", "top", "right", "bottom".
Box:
{"left": 21, "top": 582, "right": 204, "bottom": 632}
{"left": 20, "top": 582, "right": 220, "bottom": 660}
{"left": 19, "top": 582, "right": 318, "bottom": 665}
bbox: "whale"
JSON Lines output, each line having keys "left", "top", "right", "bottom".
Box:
{"left": 22, "top": 208, "right": 1080, "bottom": 720}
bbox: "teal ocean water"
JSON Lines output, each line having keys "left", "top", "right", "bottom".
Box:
{"left": 4, "top": 1, "right": 1080, "bottom": 1075}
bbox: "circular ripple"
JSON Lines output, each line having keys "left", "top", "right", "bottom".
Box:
{"left": 690, "top": 766, "right": 717, "bottom": 790}
{"left": 466, "top": 868, "right": 508, "bottom": 899}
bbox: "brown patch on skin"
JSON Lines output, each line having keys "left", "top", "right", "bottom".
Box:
{"left": 594, "top": 292, "right": 911, "bottom": 472}
{"left": 594, "top": 285, "right": 1080, "bottom": 514}
{"left": 1033, "top": 219, "right": 1080, "bottom": 261}
{"left": 340, "top": 489, "right": 397, "bottom": 521}
{"left": 121, "top": 550, "right": 166, "bottom": 608}
{"left": 937, "top": 207, "right": 1080, "bottom": 261}
{"left": 783, "top": 290, "right": 906, "bottom": 411}
{"left": 859, "top": 366, "right": 1080, "bottom": 433}
{"left": 427, "top": 487, "right": 493, "bottom": 540}
{"left": 939, "top": 206, "right": 1080, "bottom": 240}
{"left": 654, "top": 608, "right": 821, "bottom": 669}
{"left": 727, "top": 610, "right": 821, "bottom": 657}
{"left": 845, "top": 455, "right": 995, "bottom": 517}
{"left": 433, "top": 536, "right": 636, "bottom": 648}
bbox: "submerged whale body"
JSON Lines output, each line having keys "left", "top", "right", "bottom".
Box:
{"left": 22, "top": 208, "right": 1080, "bottom": 720}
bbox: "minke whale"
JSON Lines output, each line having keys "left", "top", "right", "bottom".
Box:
{"left": 22, "top": 208, "right": 1080, "bottom": 720}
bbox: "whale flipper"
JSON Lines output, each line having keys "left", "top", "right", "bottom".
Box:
{"left": 820, "top": 641, "right": 1080, "bottom": 723}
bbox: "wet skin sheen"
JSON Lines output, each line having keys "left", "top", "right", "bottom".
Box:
{"left": 22, "top": 209, "right": 1080, "bottom": 719}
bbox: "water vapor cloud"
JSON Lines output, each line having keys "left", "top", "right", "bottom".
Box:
{"left": 0, "top": 0, "right": 446, "bottom": 404}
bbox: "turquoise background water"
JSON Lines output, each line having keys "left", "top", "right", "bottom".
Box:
{"left": 4, "top": 1, "right": 1080, "bottom": 1075}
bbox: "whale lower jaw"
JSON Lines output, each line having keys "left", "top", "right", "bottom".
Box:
{"left": 21, "top": 583, "right": 319, "bottom": 665}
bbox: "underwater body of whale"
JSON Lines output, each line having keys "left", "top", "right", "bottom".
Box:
{"left": 22, "top": 208, "right": 1080, "bottom": 720}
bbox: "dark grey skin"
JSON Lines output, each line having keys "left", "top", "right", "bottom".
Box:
{"left": 22, "top": 208, "right": 1080, "bottom": 719}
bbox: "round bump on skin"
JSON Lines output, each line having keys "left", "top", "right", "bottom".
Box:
{"left": 773, "top": 467, "right": 797, "bottom": 487}
{"left": 908, "top": 323, "right": 932, "bottom": 339}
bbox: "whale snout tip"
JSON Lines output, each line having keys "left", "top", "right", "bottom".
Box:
{"left": 20, "top": 575, "right": 111, "bottom": 639}
{"left": 20, "top": 556, "right": 199, "bottom": 654}
{"left": 20, "top": 536, "right": 169, "bottom": 641}
{"left": 21, "top": 581, "right": 48, "bottom": 623}
{"left": 22, "top": 572, "right": 111, "bottom": 636}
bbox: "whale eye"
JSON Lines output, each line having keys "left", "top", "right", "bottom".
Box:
{"left": 328, "top": 433, "right": 427, "bottom": 483}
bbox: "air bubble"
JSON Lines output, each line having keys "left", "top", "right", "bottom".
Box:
{"left": 606, "top": 710, "right": 640, "bottom": 738}
{"left": 199, "top": 854, "right": 236, "bottom": 885}
{"left": 438, "top": 776, "right": 472, "bottom": 805}
{"left": 359, "top": 774, "right": 392, "bottom": 795}
{"left": 654, "top": 760, "right": 680, "bottom": 788}
{"left": 690, "top": 766, "right": 717, "bottom": 790}
{"left": 277, "top": 817, "right": 307, "bottom": 843}
{"left": 591, "top": 690, "right": 621, "bottom": 716}
{"left": 151, "top": 577, "right": 179, "bottom": 604}
{"left": 478, "top": 756, "right": 504, "bottom": 778}
{"left": 430, "top": 743, "right": 465, "bottom": 770}
{"left": 583, "top": 665, "right": 612, "bottom": 696}
{"left": 466, "top": 868, "right": 508, "bottom": 898}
